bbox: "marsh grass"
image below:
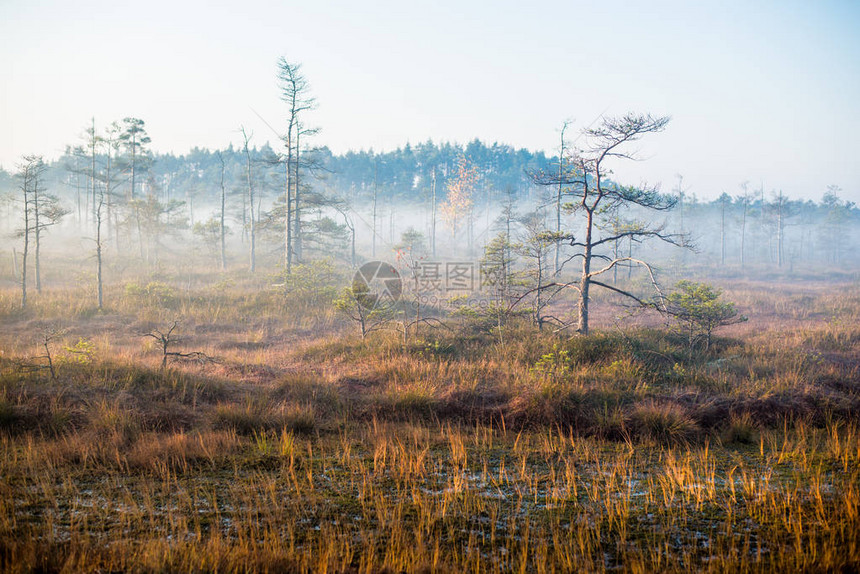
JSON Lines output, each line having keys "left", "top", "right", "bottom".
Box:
{"left": 0, "top": 269, "right": 858, "bottom": 571}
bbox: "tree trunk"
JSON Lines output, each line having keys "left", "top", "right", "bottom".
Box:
{"left": 293, "top": 129, "right": 302, "bottom": 262}
{"left": 219, "top": 154, "right": 227, "bottom": 272}
{"left": 720, "top": 200, "right": 726, "bottom": 265}
{"left": 372, "top": 162, "right": 378, "bottom": 258}
{"left": 285, "top": 156, "right": 292, "bottom": 273}
{"left": 21, "top": 179, "right": 29, "bottom": 310}
{"left": 96, "top": 197, "right": 104, "bottom": 311}
{"left": 430, "top": 168, "right": 437, "bottom": 258}
{"left": 242, "top": 130, "right": 256, "bottom": 273}
{"left": 555, "top": 124, "right": 566, "bottom": 275}
{"left": 740, "top": 202, "right": 747, "bottom": 269}
{"left": 34, "top": 177, "right": 41, "bottom": 293}
{"left": 578, "top": 209, "right": 594, "bottom": 335}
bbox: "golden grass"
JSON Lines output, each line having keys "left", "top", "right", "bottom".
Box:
{"left": 0, "top": 420, "right": 857, "bottom": 572}
{"left": 0, "top": 262, "right": 858, "bottom": 571}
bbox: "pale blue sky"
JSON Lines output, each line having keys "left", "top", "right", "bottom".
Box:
{"left": 1, "top": 0, "right": 858, "bottom": 201}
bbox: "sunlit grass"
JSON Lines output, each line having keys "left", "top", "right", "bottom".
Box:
{"left": 0, "top": 265, "right": 858, "bottom": 571}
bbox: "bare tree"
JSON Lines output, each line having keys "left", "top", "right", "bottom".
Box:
{"left": 94, "top": 188, "right": 105, "bottom": 310}
{"left": 217, "top": 151, "right": 228, "bottom": 271}
{"left": 240, "top": 127, "right": 256, "bottom": 272}
{"left": 820, "top": 186, "right": 853, "bottom": 265}
{"left": 530, "top": 113, "right": 687, "bottom": 335}
{"left": 334, "top": 285, "right": 393, "bottom": 340}
{"left": 32, "top": 185, "right": 68, "bottom": 294}
{"left": 143, "top": 321, "right": 213, "bottom": 369}
{"left": 329, "top": 193, "right": 357, "bottom": 267}
{"left": 277, "top": 58, "right": 316, "bottom": 272}
{"left": 717, "top": 192, "right": 731, "bottom": 265}
{"left": 86, "top": 118, "right": 98, "bottom": 228}
{"left": 737, "top": 182, "right": 753, "bottom": 269}
{"left": 16, "top": 155, "right": 47, "bottom": 309}
{"left": 554, "top": 120, "right": 572, "bottom": 274}
{"left": 771, "top": 190, "right": 791, "bottom": 267}
{"left": 38, "top": 327, "right": 67, "bottom": 380}
{"left": 429, "top": 166, "right": 438, "bottom": 258}
{"left": 14, "top": 155, "right": 65, "bottom": 301}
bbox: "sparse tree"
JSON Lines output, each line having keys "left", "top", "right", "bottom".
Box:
{"left": 277, "top": 58, "right": 316, "bottom": 271}
{"left": 240, "top": 127, "right": 256, "bottom": 272}
{"left": 554, "top": 120, "right": 572, "bottom": 274}
{"left": 480, "top": 231, "right": 521, "bottom": 341}
{"left": 717, "top": 192, "right": 731, "bottom": 265}
{"left": 16, "top": 155, "right": 47, "bottom": 309}
{"left": 334, "top": 283, "right": 393, "bottom": 340}
{"left": 21, "top": 156, "right": 67, "bottom": 294}
{"left": 737, "top": 182, "right": 753, "bottom": 268}
{"left": 530, "top": 113, "right": 687, "bottom": 335}
{"left": 94, "top": 188, "right": 105, "bottom": 310}
{"left": 770, "top": 190, "right": 792, "bottom": 267}
{"left": 330, "top": 194, "right": 357, "bottom": 267}
{"left": 217, "top": 151, "right": 228, "bottom": 270}
{"left": 515, "top": 213, "right": 568, "bottom": 330}
{"left": 193, "top": 218, "right": 228, "bottom": 266}
{"left": 666, "top": 280, "right": 746, "bottom": 355}
{"left": 440, "top": 156, "right": 479, "bottom": 250}
{"left": 143, "top": 321, "right": 213, "bottom": 369}
{"left": 137, "top": 193, "right": 186, "bottom": 263}
{"left": 820, "top": 186, "right": 853, "bottom": 265}
{"left": 429, "top": 166, "right": 438, "bottom": 257}
{"left": 119, "top": 118, "right": 152, "bottom": 258}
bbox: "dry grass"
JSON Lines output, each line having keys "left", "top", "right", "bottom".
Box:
{"left": 0, "top": 262, "right": 858, "bottom": 572}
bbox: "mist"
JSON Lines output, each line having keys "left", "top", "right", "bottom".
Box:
{"left": 2, "top": 34, "right": 860, "bottom": 572}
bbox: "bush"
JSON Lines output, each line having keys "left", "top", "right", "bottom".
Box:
{"left": 666, "top": 280, "right": 746, "bottom": 354}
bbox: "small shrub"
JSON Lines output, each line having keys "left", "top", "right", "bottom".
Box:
{"left": 62, "top": 338, "right": 96, "bottom": 365}
{"left": 532, "top": 344, "right": 571, "bottom": 382}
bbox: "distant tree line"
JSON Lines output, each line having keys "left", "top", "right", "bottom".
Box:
{"left": 0, "top": 57, "right": 856, "bottom": 318}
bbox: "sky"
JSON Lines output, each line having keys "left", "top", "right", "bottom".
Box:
{"left": 1, "top": 0, "right": 858, "bottom": 202}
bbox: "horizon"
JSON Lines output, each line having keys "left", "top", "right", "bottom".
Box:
{"left": 1, "top": 0, "right": 858, "bottom": 202}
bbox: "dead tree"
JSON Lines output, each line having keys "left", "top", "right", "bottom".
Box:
{"left": 277, "top": 58, "right": 316, "bottom": 272}
{"left": 94, "top": 188, "right": 106, "bottom": 310}
{"left": 16, "top": 156, "right": 48, "bottom": 309}
{"left": 38, "top": 327, "right": 67, "bottom": 380}
{"left": 717, "top": 192, "right": 731, "bottom": 265}
{"left": 554, "top": 120, "right": 572, "bottom": 275}
{"left": 14, "top": 327, "right": 67, "bottom": 380}
{"left": 240, "top": 127, "right": 256, "bottom": 272}
{"left": 217, "top": 151, "right": 228, "bottom": 271}
{"left": 143, "top": 321, "right": 214, "bottom": 369}
{"left": 737, "top": 182, "right": 753, "bottom": 269}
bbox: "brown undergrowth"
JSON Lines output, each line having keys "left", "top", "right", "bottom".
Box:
{"left": 0, "top": 270, "right": 858, "bottom": 572}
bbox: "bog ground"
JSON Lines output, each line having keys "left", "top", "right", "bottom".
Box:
{"left": 0, "top": 264, "right": 858, "bottom": 573}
